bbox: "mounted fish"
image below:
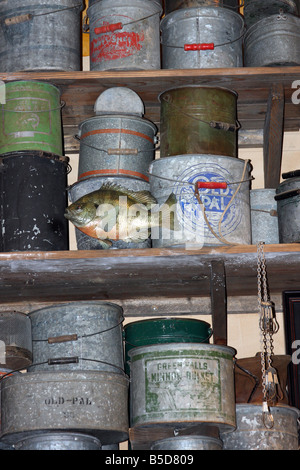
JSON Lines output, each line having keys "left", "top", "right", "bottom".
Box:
{"left": 64, "top": 182, "right": 178, "bottom": 249}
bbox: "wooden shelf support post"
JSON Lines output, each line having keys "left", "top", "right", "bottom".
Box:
{"left": 210, "top": 260, "right": 227, "bottom": 346}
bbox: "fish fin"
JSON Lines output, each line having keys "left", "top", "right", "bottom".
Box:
{"left": 98, "top": 239, "right": 113, "bottom": 249}
{"left": 159, "top": 193, "right": 180, "bottom": 232}
{"left": 100, "top": 182, "right": 157, "bottom": 208}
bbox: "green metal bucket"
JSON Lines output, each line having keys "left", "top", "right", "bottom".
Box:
{"left": 124, "top": 317, "right": 212, "bottom": 374}
{"left": 0, "top": 81, "right": 63, "bottom": 155}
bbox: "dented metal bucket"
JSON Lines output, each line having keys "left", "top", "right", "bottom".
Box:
{"left": 275, "top": 176, "right": 300, "bottom": 243}
{"left": 164, "top": 0, "right": 240, "bottom": 14}
{"left": 243, "top": 0, "right": 298, "bottom": 28}
{"left": 250, "top": 189, "right": 279, "bottom": 244}
{"left": 13, "top": 432, "right": 102, "bottom": 450}
{"left": 129, "top": 343, "right": 236, "bottom": 433}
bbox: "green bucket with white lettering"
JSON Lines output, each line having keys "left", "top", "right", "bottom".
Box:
{"left": 129, "top": 342, "right": 236, "bottom": 433}
{"left": 0, "top": 81, "right": 63, "bottom": 155}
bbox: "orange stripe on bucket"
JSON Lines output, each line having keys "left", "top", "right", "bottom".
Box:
{"left": 79, "top": 168, "right": 149, "bottom": 182}
{"left": 80, "top": 128, "right": 153, "bottom": 143}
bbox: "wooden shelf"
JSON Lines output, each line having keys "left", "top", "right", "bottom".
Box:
{"left": 0, "top": 244, "right": 299, "bottom": 305}
{"left": 1, "top": 67, "right": 300, "bottom": 153}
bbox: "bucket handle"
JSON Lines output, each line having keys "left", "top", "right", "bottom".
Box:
{"left": 3, "top": 2, "right": 85, "bottom": 26}
{"left": 234, "top": 359, "right": 260, "bottom": 403}
{"left": 89, "top": 11, "right": 162, "bottom": 35}
{"left": 274, "top": 188, "right": 300, "bottom": 201}
{"left": 2, "top": 101, "right": 65, "bottom": 113}
{"left": 74, "top": 134, "right": 160, "bottom": 155}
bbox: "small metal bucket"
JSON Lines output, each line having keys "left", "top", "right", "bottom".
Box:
{"left": 0, "top": 150, "right": 69, "bottom": 252}
{"left": 221, "top": 404, "right": 300, "bottom": 450}
{"left": 0, "top": 0, "right": 84, "bottom": 72}
{"left": 164, "top": 0, "right": 240, "bottom": 14}
{"left": 68, "top": 175, "right": 152, "bottom": 250}
{"left": 13, "top": 432, "right": 102, "bottom": 451}
{"left": 243, "top": 0, "right": 298, "bottom": 28}
{"left": 250, "top": 189, "right": 279, "bottom": 244}
{"left": 161, "top": 7, "right": 244, "bottom": 69}
{"left": 0, "top": 370, "right": 129, "bottom": 445}
{"left": 150, "top": 435, "right": 223, "bottom": 450}
{"left": 28, "top": 301, "right": 125, "bottom": 374}
{"left": 87, "top": 0, "right": 162, "bottom": 70}
{"left": 244, "top": 13, "right": 300, "bottom": 67}
{"left": 129, "top": 343, "right": 236, "bottom": 433}
{"left": 159, "top": 86, "right": 238, "bottom": 158}
{"left": 275, "top": 176, "right": 300, "bottom": 243}
{"left": 0, "top": 312, "right": 32, "bottom": 370}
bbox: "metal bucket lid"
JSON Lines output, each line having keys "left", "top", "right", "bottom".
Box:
{"left": 94, "top": 87, "right": 145, "bottom": 116}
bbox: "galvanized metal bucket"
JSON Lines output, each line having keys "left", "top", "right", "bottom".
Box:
{"left": 149, "top": 154, "right": 252, "bottom": 248}
{"left": 0, "top": 151, "right": 69, "bottom": 252}
{"left": 275, "top": 176, "right": 300, "bottom": 243}
{"left": 244, "top": 13, "right": 300, "bottom": 67}
{"left": 0, "top": 311, "right": 32, "bottom": 370}
{"left": 13, "top": 432, "right": 102, "bottom": 451}
{"left": 221, "top": 404, "right": 300, "bottom": 450}
{"left": 129, "top": 343, "right": 236, "bottom": 433}
{"left": 159, "top": 86, "right": 238, "bottom": 158}
{"left": 68, "top": 175, "right": 152, "bottom": 250}
{"left": 0, "top": 81, "right": 63, "bottom": 155}
{"left": 87, "top": 0, "right": 162, "bottom": 70}
{"left": 0, "top": 0, "right": 84, "bottom": 72}
{"left": 28, "top": 301, "right": 125, "bottom": 374}
{"left": 243, "top": 0, "right": 298, "bottom": 28}
{"left": 164, "top": 0, "right": 240, "bottom": 14}
{"left": 0, "top": 370, "right": 129, "bottom": 445}
{"left": 161, "top": 7, "right": 244, "bottom": 69}
{"left": 151, "top": 435, "right": 223, "bottom": 450}
{"left": 250, "top": 189, "right": 279, "bottom": 245}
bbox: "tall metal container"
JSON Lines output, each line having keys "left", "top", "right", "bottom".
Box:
{"left": 28, "top": 301, "right": 125, "bottom": 374}
{"left": 149, "top": 154, "right": 252, "bottom": 248}
{"left": 87, "top": 0, "right": 162, "bottom": 70}
{"left": 151, "top": 435, "right": 223, "bottom": 450}
{"left": 0, "top": 151, "right": 69, "bottom": 252}
{"left": 0, "top": 312, "right": 32, "bottom": 370}
{"left": 0, "top": 370, "right": 129, "bottom": 445}
{"left": 159, "top": 86, "right": 238, "bottom": 158}
{"left": 129, "top": 343, "right": 236, "bottom": 432}
{"left": 13, "top": 432, "right": 102, "bottom": 451}
{"left": 275, "top": 176, "right": 300, "bottom": 243}
{"left": 250, "top": 189, "right": 279, "bottom": 245}
{"left": 0, "top": 0, "right": 83, "bottom": 72}
{"left": 243, "top": 0, "right": 298, "bottom": 28}
{"left": 244, "top": 13, "right": 300, "bottom": 67}
{"left": 0, "top": 81, "right": 63, "bottom": 156}
{"left": 164, "top": 0, "right": 240, "bottom": 14}
{"left": 221, "top": 404, "right": 300, "bottom": 450}
{"left": 161, "top": 7, "right": 244, "bottom": 69}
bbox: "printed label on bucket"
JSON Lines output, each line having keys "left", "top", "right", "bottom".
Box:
{"left": 3, "top": 98, "right": 51, "bottom": 137}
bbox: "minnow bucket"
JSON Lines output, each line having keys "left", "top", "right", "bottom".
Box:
{"left": 159, "top": 86, "right": 238, "bottom": 158}
{"left": 0, "top": 150, "right": 69, "bottom": 252}
{"left": 250, "top": 189, "right": 279, "bottom": 244}
{"left": 0, "top": 311, "right": 32, "bottom": 370}
{"left": 164, "top": 0, "right": 240, "bottom": 14}
{"left": 0, "top": 81, "right": 63, "bottom": 155}
{"left": 160, "top": 7, "right": 244, "bottom": 69}
{"left": 150, "top": 435, "right": 223, "bottom": 450}
{"left": 68, "top": 176, "right": 152, "bottom": 250}
{"left": 28, "top": 301, "right": 125, "bottom": 374}
{"left": 87, "top": 0, "right": 162, "bottom": 71}
{"left": 129, "top": 343, "right": 236, "bottom": 432}
{"left": 0, "top": 0, "right": 83, "bottom": 72}
{"left": 13, "top": 432, "right": 102, "bottom": 451}
{"left": 243, "top": 0, "right": 298, "bottom": 28}
{"left": 275, "top": 176, "right": 300, "bottom": 243}
{"left": 149, "top": 154, "right": 252, "bottom": 248}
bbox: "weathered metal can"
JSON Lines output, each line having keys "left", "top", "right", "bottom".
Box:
{"left": 221, "top": 404, "right": 300, "bottom": 450}
{"left": 243, "top": 0, "right": 298, "bottom": 28}
{"left": 0, "top": 311, "right": 32, "bottom": 370}
{"left": 151, "top": 435, "right": 223, "bottom": 450}
{"left": 0, "top": 0, "right": 83, "bottom": 72}
{"left": 161, "top": 7, "right": 244, "bottom": 69}
{"left": 244, "top": 13, "right": 300, "bottom": 67}
{"left": 68, "top": 176, "right": 152, "bottom": 250}
{"left": 0, "top": 370, "right": 129, "bottom": 445}
{"left": 0, "top": 81, "right": 63, "bottom": 156}
{"left": 159, "top": 86, "right": 238, "bottom": 158}
{"left": 28, "top": 301, "right": 124, "bottom": 374}
{"left": 165, "top": 0, "right": 240, "bottom": 14}
{"left": 129, "top": 343, "right": 236, "bottom": 433}
{"left": 87, "top": 0, "right": 162, "bottom": 71}
{"left": 149, "top": 154, "right": 252, "bottom": 248}
{"left": 275, "top": 176, "right": 300, "bottom": 243}
{"left": 250, "top": 189, "right": 279, "bottom": 244}
{"left": 13, "top": 432, "right": 102, "bottom": 451}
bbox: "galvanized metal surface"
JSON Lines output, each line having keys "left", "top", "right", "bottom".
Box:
{"left": 161, "top": 7, "right": 244, "bottom": 69}
{"left": 159, "top": 86, "right": 238, "bottom": 158}
{"left": 244, "top": 13, "right": 300, "bottom": 67}
{"left": 28, "top": 301, "right": 124, "bottom": 373}
{"left": 0, "top": 81, "right": 63, "bottom": 155}
{"left": 88, "top": 0, "right": 162, "bottom": 71}
{"left": 94, "top": 87, "right": 145, "bottom": 116}
{"left": 250, "top": 189, "right": 279, "bottom": 245}
{"left": 129, "top": 342, "right": 236, "bottom": 432}
{"left": 275, "top": 176, "right": 300, "bottom": 243}
{"left": 68, "top": 175, "right": 152, "bottom": 250}
{"left": 0, "top": 151, "right": 69, "bottom": 252}
{"left": 0, "top": 311, "right": 32, "bottom": 370}
{"left": 150, "top": 435, "right": 223, "bottom": 450}
{"left": 0, "top": 0, "right": 83, "bottom": 72}
{"left": 13, "top": 432, "right": 102, "bottom": 450}
{"left": 149, "top": 154, "right": 252, "bottom": 247}
{"left": 0, "top": 370, "right": 129, "bottom": 445}
{"left": 165, "top": 0, "right": 240, "bottom": 14}
{"left": 243, "top": 0, "right": 298, "bottom": 28}
{"left": 221, "top": 404, "right": 300, "bottom": 450}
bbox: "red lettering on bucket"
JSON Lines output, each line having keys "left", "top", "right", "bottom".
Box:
{"left": 91, "top": 30, "right": 145, "bottom": 62}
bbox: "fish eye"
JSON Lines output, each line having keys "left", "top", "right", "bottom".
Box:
{"left": 76, "top": 204, "right": 82, "bottom": 210}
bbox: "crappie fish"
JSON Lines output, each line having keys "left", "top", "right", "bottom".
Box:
{"left": 65, "top": 182, "right": 178, "bottom": 249}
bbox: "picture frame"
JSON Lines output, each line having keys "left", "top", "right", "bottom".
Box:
{"left": 283, "top": 291, "right": 300, "bottom": 409}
